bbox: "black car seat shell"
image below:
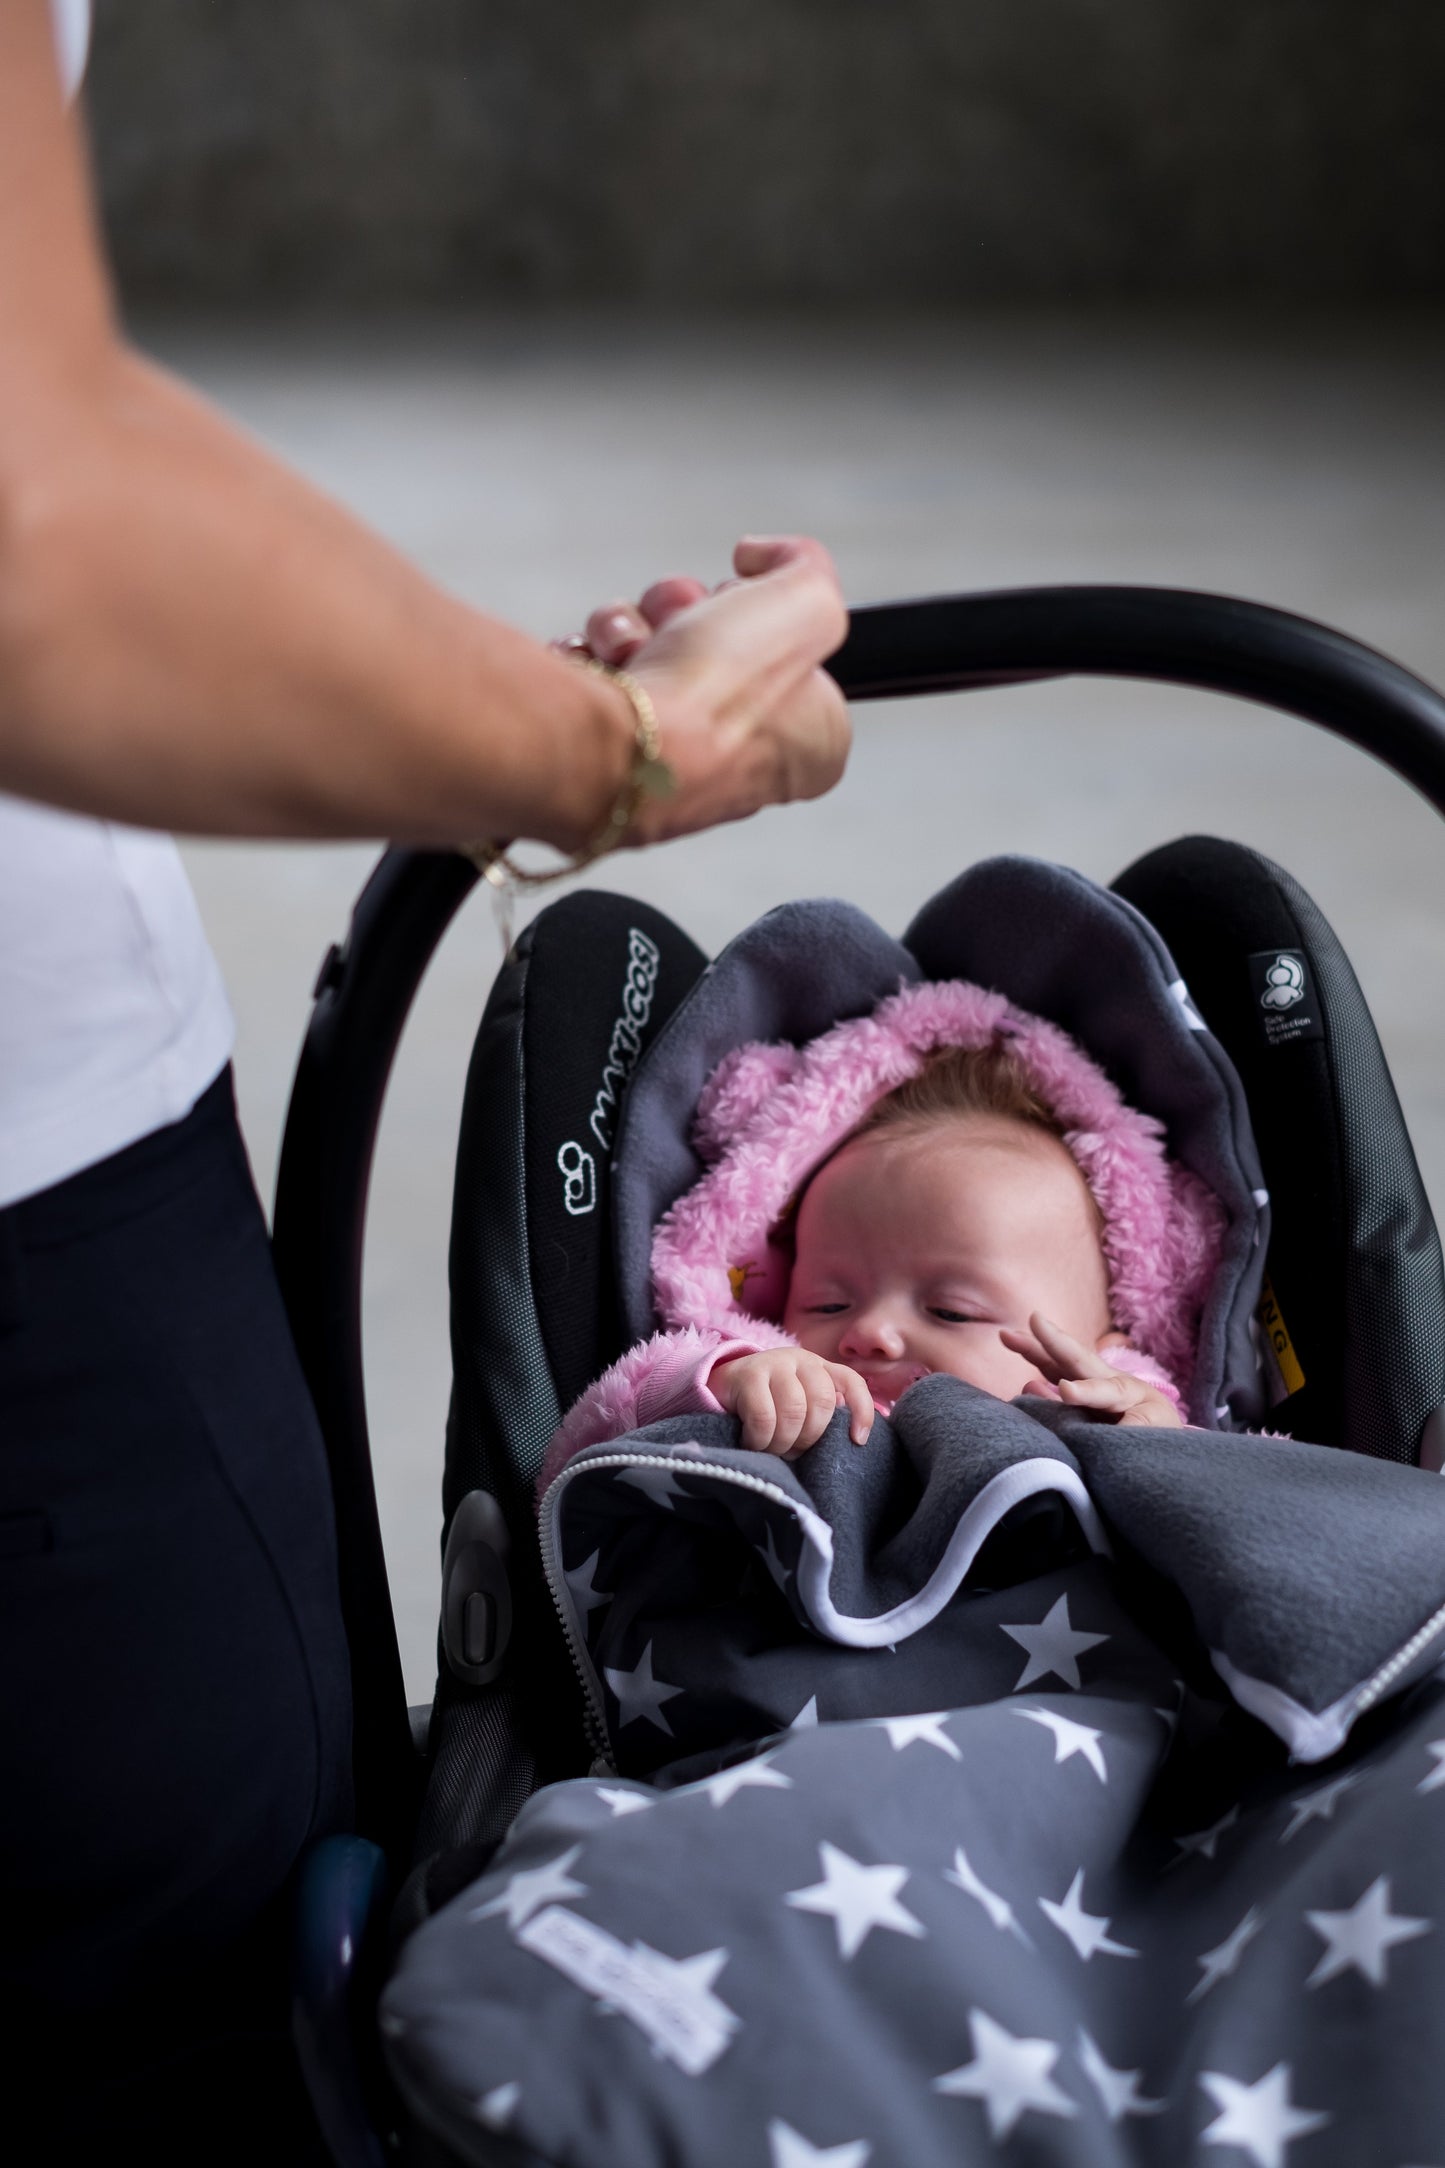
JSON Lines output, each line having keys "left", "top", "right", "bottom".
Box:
{"left": 268, "top": 587, "right": 1445, "bottom": 2166}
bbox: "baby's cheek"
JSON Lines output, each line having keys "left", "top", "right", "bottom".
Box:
{"left": 937, "top": 1332, "right": 1038, "bottom": 1401}
{"left": 789, "top": 1316, "right": 837, "bottom": 1360}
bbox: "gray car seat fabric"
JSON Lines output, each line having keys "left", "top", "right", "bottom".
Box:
{"left": 613, "top": 855, "right": 1269, "bottom": 1429}
{"left": 613, "top": 900, "right": 919, "bottom": 1341}
{"left": 907, "top": 857, "right": 1269, "bottom": 1426}
{"left": 1115, "top": 835, "right": 1445, "bottom": 1466}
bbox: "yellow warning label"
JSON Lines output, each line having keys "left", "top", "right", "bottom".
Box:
{"left": 1258, "top": 1274, "right": 1305, "bottom": 1396}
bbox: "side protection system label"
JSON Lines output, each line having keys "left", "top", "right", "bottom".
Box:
{"left": 1248, "top": 948, "right": 1325, "bottom": 1048}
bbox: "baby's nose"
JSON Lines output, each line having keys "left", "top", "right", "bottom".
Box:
{"left": 840, "top": 1308, "right": 907, "bottom": 1359}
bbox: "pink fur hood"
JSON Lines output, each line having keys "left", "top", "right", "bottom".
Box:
{"left": 649, "top": 978, "right": 1227, "bottom": 1401}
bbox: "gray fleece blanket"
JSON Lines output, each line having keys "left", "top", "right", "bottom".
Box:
{"left": 383, "top": 1384, "right": 1445, "bottom": 2167}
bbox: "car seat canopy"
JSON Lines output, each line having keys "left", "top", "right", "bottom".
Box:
{"left": 650, "top": 976, "right": 1227, "bottom": 1400}
{"left": 616, "top": 856, "right": 1270, "bottom": 1429}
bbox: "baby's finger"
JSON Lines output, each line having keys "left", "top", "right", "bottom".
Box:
{"left": 797, "top": 1367, "right": 841, "bottom": 1450}
{"left": 828, "top": 1364, "right": 875, "bottom": 1446}
{"left": 1019, "top": 1373, "right": 1062, "bottom": 1401}
{"left": 768, "top": 1373, "right": 811, "bottom": 1457}
{"left": 1030, "top": 1313, "right": 1113, "bottom": 1381}
{"left": 584, "top": 601, "right": 651, "bottom": 664}
{"left": 1000, "top": 1324, "right": 1063, "bottom": 1383}
{"left": 1058, "top": 1373, "right": 1138, "bottom": 1411}
{"left": 1117, "top": 1393, "right": 1184, "bottom": 1430}
{"left": 733, "top": 1374, "right": 783, "bottom": 1454}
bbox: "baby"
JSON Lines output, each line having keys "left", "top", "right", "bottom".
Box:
{"left": 715, "top": 1041, "right": 1182, "bottom": 1458}
{"left": 539, "top": 982, "right": 1218, "bottom": 1494}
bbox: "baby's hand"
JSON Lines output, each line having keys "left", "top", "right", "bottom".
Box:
{"left": 708, "top": 1349, "right": 875, "bottom": 1458}
{"left": 1000, "top": 1313, "right": 1183, "bottom": 1430}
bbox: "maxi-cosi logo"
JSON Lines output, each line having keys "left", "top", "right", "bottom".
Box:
{"left": 556, "top": 928, "right": 661, "bottom": 1217}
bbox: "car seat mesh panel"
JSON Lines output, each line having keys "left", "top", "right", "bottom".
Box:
{"left": 409, "top": 1673, "right": 539, "bottom": 1868}
{"left": 438, "top": 935, "right": 581, "bottom": 1845}
{"left": 446, "top": 941, "right": 559, "bottom": 1529}
{"left": 414, "top": 895, "right": 708, "bottom": 1885}
{"left": 1114, "top": 836, "right": 1445, "bottom": 1464}
{"left": 1286, "top": 864, "right": 1445, "bottom": 1465}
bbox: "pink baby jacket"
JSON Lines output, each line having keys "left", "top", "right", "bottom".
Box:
{"left": 538, "top": 977, "right": 1223, "bottom": 1497}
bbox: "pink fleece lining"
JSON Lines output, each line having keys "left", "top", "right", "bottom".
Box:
{"left": 535, "top": 1325, "right": 1184, "bottom": 1500}
{"left": 650, "top": 979, "right": 1225, "bottom": 1401}
{"left": 535, "top": 1329, "right": 763, "bottom": 1494}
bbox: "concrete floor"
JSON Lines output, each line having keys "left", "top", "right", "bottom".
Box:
{"left": 158, "top": 309, "right": 1445, "bottom": 1700}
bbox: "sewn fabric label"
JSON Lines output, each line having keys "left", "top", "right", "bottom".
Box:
{"left": 1258, "top": 1274, "right": 1306, "bottom": 1401}
{"left": 1248, "top": 948, "right": 1325, "bottom": 1048}
{"left": 516, "top": 1906, "right": 739, "bottom": 2075}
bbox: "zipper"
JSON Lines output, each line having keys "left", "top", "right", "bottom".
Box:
{"left": 537, "top": 1449, "right": 803, "bottom": 1775}
{"left": 1347, "top": 1592, "right": 1445, "bottom": 1723}
{"left": 547, "top": 1449, "right": 1445, "bottom": 1770}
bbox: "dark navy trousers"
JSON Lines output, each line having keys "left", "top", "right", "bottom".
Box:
{"left": 0, "top": 1070, "right": 352, "bottom": 2156}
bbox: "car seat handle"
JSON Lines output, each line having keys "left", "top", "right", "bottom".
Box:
{"left": 274, "top": 582, "right": 1445, "bottom": 1861}
{"left": 832, "top": 586, "right": 1445, "bottom": 821}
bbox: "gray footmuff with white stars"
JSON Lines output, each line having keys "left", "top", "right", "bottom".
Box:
{"left": 382, "top": 1386, "right": 1445, "bottom": 2167}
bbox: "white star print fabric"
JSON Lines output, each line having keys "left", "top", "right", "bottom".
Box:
{"left": 382, "top": 1674, "right": 1445, "bottom": 2164}
{"left": 383, "top": 1399, "right": 1445, "bottom": 2164}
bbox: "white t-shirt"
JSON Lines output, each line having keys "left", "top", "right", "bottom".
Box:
{"left": 50, "top": 0, "right": 89, "bottom": 98}
{"left": 0, "top": 802, "right": 235, "bottom": 1205}
{"left": 0, "top": 0, "right": 236, "bottom": 1206}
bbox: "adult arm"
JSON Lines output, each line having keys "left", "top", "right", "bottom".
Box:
{"left": 0, "top": 0, "right": 849, "bottom": 844}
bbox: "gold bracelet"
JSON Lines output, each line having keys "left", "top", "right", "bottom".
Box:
{"left": 463, "top": 659, "right": 676, "bottom": 905}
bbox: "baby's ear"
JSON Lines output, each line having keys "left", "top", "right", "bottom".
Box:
{"left": 1095, "top": 1328, "right": 1129, "bottom": 1354}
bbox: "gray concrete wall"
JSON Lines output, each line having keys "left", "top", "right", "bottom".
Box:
{"left": 89, "top": 1, "right": 1445, "bottom": 306}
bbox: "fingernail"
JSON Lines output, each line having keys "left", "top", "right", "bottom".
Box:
{"left": 603, "top": 612, "right": 636, "bottom": 642}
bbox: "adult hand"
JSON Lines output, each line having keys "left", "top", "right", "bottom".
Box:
{"left": 0, "top": 3, "right": 850, "bottom": 847}
{"left": 566, "top": 535, "right": 852, "bottom": 845}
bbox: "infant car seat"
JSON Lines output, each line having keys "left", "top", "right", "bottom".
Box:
{"left": 272, "top": 587, "right": 1445, "bottom": 2166}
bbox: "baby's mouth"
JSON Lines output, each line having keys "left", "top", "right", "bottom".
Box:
{"left": 860, "top": 1363, "right": 931, "bottom": 1413}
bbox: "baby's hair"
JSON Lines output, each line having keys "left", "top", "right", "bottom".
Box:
{"left": 774, "top": 1040, "right": 1075, "bottom": 1255}
{"left": 855, "top": 1039, "right": 1065, "bottom": 1142}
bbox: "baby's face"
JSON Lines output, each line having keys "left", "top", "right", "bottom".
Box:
{"left": 781, "top": 1115, "right": 1114, "bottom": 1410}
